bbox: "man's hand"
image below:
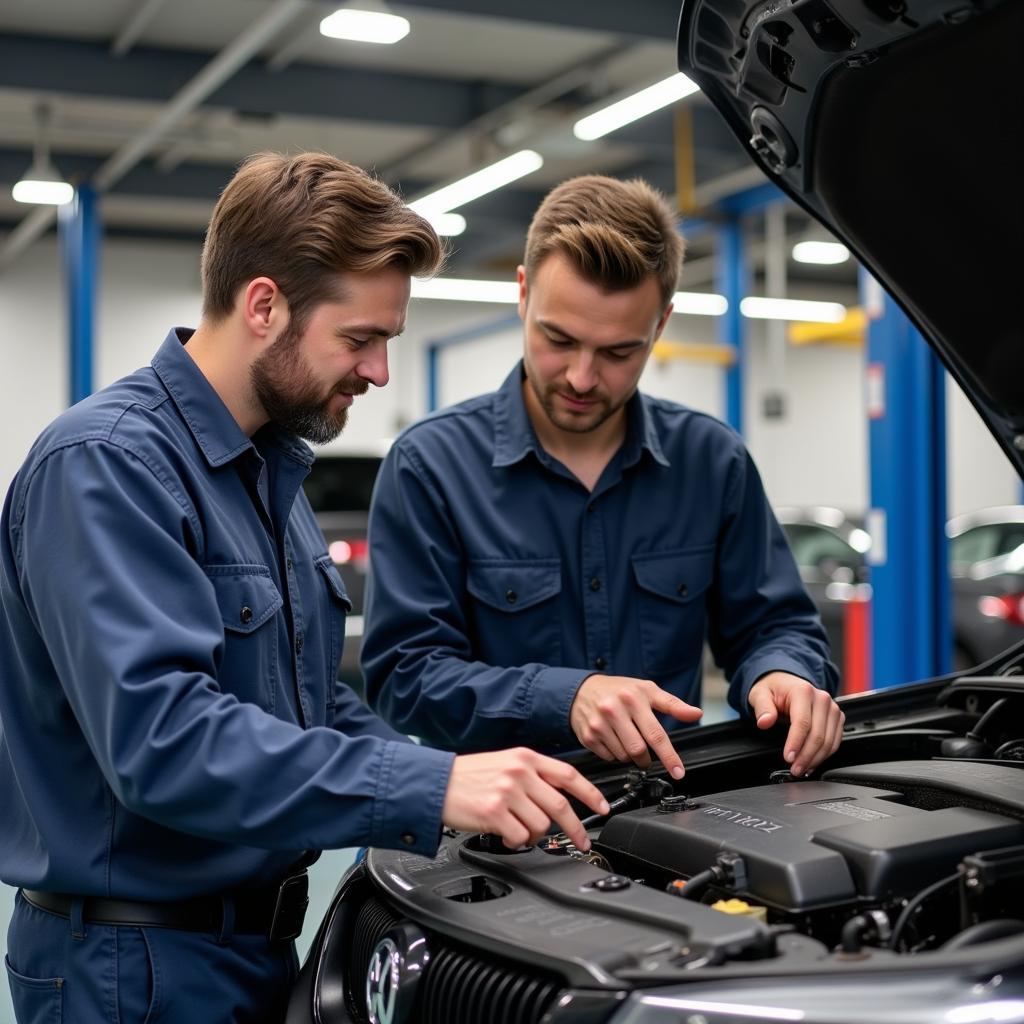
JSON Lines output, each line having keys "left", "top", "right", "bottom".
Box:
{"left": 442, "top": 748, "right": 610, "bottom": 851}
{"left": 748, "top": 671, "right": 844, "bottom": 777}
{"left": 569, "top": 675, "right": 703, "bottom": 779}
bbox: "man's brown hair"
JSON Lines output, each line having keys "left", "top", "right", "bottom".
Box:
{"left": 524, "top": 175, "right": 684, "bottom": 307}
{"left": 201, "top": 151, "right": 443, "bottom": 329}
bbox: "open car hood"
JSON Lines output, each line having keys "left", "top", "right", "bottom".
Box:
{"left": 677, "top": 0, "right": 1023, "bottom": 474}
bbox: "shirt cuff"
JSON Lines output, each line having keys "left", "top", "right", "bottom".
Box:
{"left": 369, "top": 741, "right": 455, "bottom": 857}
{"left": 526, "top": 666, "right": 595, "bottom": 751}
{"left": 731, "top": 653, "right": 825, "bottom": 720}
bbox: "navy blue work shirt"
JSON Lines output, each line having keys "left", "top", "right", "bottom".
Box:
{"left": 363, "top": 362, "right": 837, "bottom": 753}
{"left": 0, "top": 329, "right": 454, "bottom": 901}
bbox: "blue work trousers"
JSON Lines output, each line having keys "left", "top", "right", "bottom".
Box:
{"left": 5, "top": 890, "right": 299, "bottom": 1022}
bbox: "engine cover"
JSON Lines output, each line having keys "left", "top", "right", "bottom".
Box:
{"left": 597, "top": 768, "right": 1024, "bottom": 912}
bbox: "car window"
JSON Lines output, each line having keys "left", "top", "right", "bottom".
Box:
{"left": 950, "top": 525, "right": 1003, "bottom": 567}
{"left": 998, "top": 524, "right": 1024, "bottom": 557}
{"left": 302, "top": 456, "right": 383, "bottom": 513}
{"left": 782, "top": 524, "right": 861, "bottom": 572}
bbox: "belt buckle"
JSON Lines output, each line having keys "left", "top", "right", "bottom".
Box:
{"left": 267, "top": 870, "right": 309, "bottom": 945}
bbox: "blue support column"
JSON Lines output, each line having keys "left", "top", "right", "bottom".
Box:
{"left": 865, "top": 277, "right": 951, "bottom": 687}
{"left": 58, "top": 184, "right": 100, "bottom": 405}
{"left": 715, "top": 219, "right": 745, "bottom": 433}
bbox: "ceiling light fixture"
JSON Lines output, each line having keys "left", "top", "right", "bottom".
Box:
{"left": 319, "top": 5, "right": 410, "bottom": 45}
{"left": 792, "top": 240, "right": 850, "bottom": 265}
{"left": 409, "top": 150, "right": 544, "bottom": 217}
{"left": 573, "top": 73, "right": 700, "bottom": 141}
{"left": 411, "top": 278, "right": 519, "bottom": 303}
{"left": 740, "top": 297, "right": 847, "bottom": 323}
{"left": 418, "top": 211, "right": 466, "bottom": 237}
{"left": 12, "top": 103, "right": 73, "bottom": 206}
{"left": 672, "top": 291, "right": 729, "bottom": 317}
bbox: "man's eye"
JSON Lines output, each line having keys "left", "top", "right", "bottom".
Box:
{"left": 548, "top": 337, "right": 571, "bottom": 348}
{"left": 604, "top": 349, "right": 631, "bottom": 361}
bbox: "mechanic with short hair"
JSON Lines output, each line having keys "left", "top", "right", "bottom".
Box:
{"left": 363, "top": 173, "right": 843, "bottom": 780}
{"left": 0, "top": 152, "right": 608, "bottom": 1023}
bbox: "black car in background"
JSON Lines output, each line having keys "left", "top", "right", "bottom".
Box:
{"left": 302, "top": 453, "right": 383, "bottom": 689}
{"left": 778, "top": 506, "right": 1024, "bottom": 674}
{"left": 289, "top": 2, "right": 1024, "bottom": 1020}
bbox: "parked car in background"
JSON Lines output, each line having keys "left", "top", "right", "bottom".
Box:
{"left": 302, "top": 452, "right": 384, "bottom": 690}
{"left": 777, "top": 506, "right": 1024, "bottom": 675}
{"left": 948, "top": 506, "right": 1024, "bottom": 666}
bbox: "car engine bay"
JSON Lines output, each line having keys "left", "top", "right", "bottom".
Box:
{"left": 294, "top": 674, "right": 1024, "bottom": 1022}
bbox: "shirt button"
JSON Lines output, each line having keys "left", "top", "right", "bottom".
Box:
{"left": 677, "top": 583, "right": 689, "bottom": 597}
{"left": 589, "top": 577, "right": 601, "bottom": 592}
{"left": 587, "top": 501, "right": 596, "bottom": 513}
{"left": 594, "top": 656, "right": 607, "bottom": 670}
{"left": 295, "top": 633, "right": 304, "bottom": 654}
{"left": 287, "top": 558, "right": 294, "bottom": 573}
{"left": 505, "top": 589, "right": 517, "bottom": 604}
{"left": 240, "top": 606, "right": 253, "bottom": 625}
{"left": 400, "top": 833, "right": 416, "bottom": 846}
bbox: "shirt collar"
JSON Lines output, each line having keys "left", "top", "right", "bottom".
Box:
{"left": 492, "top": 359, "right": 670, "bottom": 470}
{"left": 151, "top": 328, "right": 314, "bottom": 469}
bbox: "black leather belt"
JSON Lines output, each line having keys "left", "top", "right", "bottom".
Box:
{"left": 21, "top": 870, "right": 309, "bottom": 944}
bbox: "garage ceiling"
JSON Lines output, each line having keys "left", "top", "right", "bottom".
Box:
{"left": 0, "top": 0, "right": 853, "bottom": 291}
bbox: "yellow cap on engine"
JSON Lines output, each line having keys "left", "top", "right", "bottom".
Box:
{"left": 710, "top": 898, "right": 767, "bottom": 921}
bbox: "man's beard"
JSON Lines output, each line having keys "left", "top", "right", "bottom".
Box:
{"left": 529, "top": 375, "right": 619, "bottom": 435}
{"left": 250, "top": 323, "right": 367, "bottom": 444}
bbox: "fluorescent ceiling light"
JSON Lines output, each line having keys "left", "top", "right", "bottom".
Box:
{"left": 411, "top": 278, "right": 518, "bottom": 303}
{"left": 410, "top": 150, "right": 543, "bottom": 216}
{"left": 13, "top": 102, "right": 73, "bottom": 206}
{"left": 672, "top": 291, "right": 728, "bottom": 317}
{"left": 421, "top": 211, "right": 466, "bottom": 237}
{"left": 740, "top": 297, "right": 847, "bottom": 323}
{"left": 320, "top": 8, "right": 410, "bottom": 44}
{"left": 12, "top": 175, "right": 73, "bottom": 205}
{"left": 792, "top": 240, "right": 850, "bottom": 265}
{"left": 573, "top": 73, "right": 700, "bottom": 141}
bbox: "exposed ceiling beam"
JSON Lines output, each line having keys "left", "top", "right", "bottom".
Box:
{"left": 390, "top": 0, "right": 675, "bottom": 40}
{"left": 0, "top": 32, "right": 523, "bottom": 129}
{"left": 0, "top": 0, "right": 309, "bottom": 267}
{"left": 110, "top": 0, "right": 169, "bottom": 57}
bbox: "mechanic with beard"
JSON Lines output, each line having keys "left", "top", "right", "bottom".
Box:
{"left": 0, "top": 152, "right": 609, "bottom": 1023}
{"left": 363, "top": 174, "right": 843, "bottom": 783}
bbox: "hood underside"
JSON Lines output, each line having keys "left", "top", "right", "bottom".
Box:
{"left": 678, "top": 0, "right": 1023, "bottom": 473}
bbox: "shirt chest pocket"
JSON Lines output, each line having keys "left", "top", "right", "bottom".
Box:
{"left": 466, "top": 559, "right": 562, "bottom": 666}
{"left": 632, "top": 547, "right": 715, "bottom": 675}
{"left": 205, "top": 565, "right": 284, "bottom": 713}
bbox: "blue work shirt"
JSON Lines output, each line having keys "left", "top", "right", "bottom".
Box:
{"left": 363, "top": 362, "right": 837, "bottom": 753}
{"left": 0, "top": 329, "right": 453, "bottom": 901}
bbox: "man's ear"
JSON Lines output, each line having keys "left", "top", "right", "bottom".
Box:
{"left": 241, "top": 277, "right": 287, "bottom": 340}
{"left": 653, "top": 301, "right": 674, "bottom": 343}
{"left": 516, "top": 265, "right": 528, "bottom": 322}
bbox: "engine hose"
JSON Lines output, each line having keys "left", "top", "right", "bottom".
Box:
{"left": 840, "top": 914, "right": 874, "bottom": 953}
{"left": 668, "top": 866, "right": 725, "bottom": 901}
{"left": 941, "top": 919, "right": 1024, "bottom": 951}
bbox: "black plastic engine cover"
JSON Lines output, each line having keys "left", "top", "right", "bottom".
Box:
{"left": 597, "top": 775, "right": 1024, "bottom": 912}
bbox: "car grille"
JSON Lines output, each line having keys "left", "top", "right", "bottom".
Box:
{"left": 346, "top": 893, "right": 564, "bottom": 1024}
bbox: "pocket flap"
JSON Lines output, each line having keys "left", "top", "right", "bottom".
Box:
{"left": 467, "top": 559, "right": 561, "bottom": 612}
{"left": 205, "top": 564, "right": 284, "bottom": 634}
{"left": 631, "top": 548, "right": 714, "bottom": 604}
{"left": 315, "top": 554, "right": 354, "bottom": 612}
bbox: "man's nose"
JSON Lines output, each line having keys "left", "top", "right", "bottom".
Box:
{"left": 358, "top": 344, "right": 389, "bottom": 388}
{"left": 565, "top": 353, "right": 597, "bottom": 393}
